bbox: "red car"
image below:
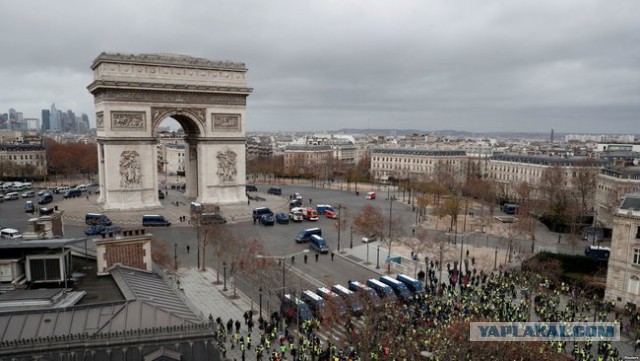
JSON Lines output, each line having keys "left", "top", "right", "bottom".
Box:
{"left": 325, "top": 210, "right": 338, "bottom": 219}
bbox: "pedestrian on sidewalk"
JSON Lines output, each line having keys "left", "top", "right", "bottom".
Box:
{"left": 227, "top": 319, "right": 233, "bottom": 335}
{"left": 315, "top": 253, "right": 319, "bottom": 262}
{"left": 186, "top": 245, "right": 190, "bottom": 254}
{"left": 330, "top": 252, "right": 334, "bottom": 261}
{"left": 304, "top": 254, "right": 307, "bottom": 263}
{"left": 235, "top": 319, "right": 241, "bottom": 333}
{"left": 243, "top": 311, "right": 249, "bottom": 325}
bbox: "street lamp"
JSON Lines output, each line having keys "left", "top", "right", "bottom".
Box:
{"left": 223, "top": 262, "right": 228, "bottom": 291}
{"left": 259, "top": 286, "right": 263, "bottom": 320}
{"left": 256, "top": 249, "right": 309, "bottom": 332}
{"left": 350, "top": 226, "right": 353, "bottom": 249}
{"left": 376, "top": 245, "right": 380, "bottom": 269}
{"left": 337, "top": 205, "right": 341, "bottom": 252}
{"left": 174, "top": 243, "right": 177, "bottom": 270}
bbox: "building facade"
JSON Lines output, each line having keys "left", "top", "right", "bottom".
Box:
{"left": 370, "top": 148, "right": 468, "bottom": 183}
{"left": 0, "top": 143, "right": 48, "bottom": 178}
{"left": 283, "top": 145, "right": 332, "bottom": 175}
{"left": 605, "top": 194, "right": 640, "bottom": 307}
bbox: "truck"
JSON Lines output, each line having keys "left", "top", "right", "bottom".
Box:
{"left": 303, "top": 207, "right": 318, "bottom": 221}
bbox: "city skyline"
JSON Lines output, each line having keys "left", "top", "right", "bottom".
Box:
{"left": 1, "top": 0, "right": 638, "bottom": 134}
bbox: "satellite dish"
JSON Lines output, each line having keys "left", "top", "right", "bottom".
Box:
{"left": 633, "top": 159, "right": 639, "bottom": 166}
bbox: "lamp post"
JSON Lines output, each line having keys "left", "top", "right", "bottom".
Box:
{"left": 350, "top": 226, "right": 353, "bottom": 249}
{"left": 255, "top": 250, "right": 310, "bottom": 331}
{"left": 174, "top": 243, "right": 177, "bottom": 270}
{"left": 376, "top": 245, "right": 380, "bottom": 269}
{"left": 223, "top": 261, "right": 228, "bottom": 291}
{"left": 337, "top": 204, "right": 341, "bottom": 252}
{"left": 259, "top": 286, "right": 263, "bottom": 320}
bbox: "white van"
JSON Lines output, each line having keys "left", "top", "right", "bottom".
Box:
{"left": 0, "top": 228, "right": 22, "bottom": 239}
{"left": 55, "top": 186, "right": 70, "bottom": 194}
{"left": 3, "top": 192, "right": 19, "bottom": 201}
{"left": 76, "top": 184, "right": 88, "bottom": 191}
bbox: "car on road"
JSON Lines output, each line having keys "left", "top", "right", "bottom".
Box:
{"left": 85, "top": 225, "right": 123, "bottom": 236}
{"left": 260, "top": 214, "right": 275, "bottom": 226}
{"left": 252, "top": 207, "right": 274, "bottom": 220}
{"left": 246, "top": 184, "right": 258, "bottom": 192}
{"left": 362, "top": 234, "right": 377, "bottom": 243}
{"left": 325, "top": 210, "right": 338, "bottom": 219}
{"left": 158, "top": 190, "right": 165, "bottom": 199}
{"left": 38, "top": 193, "right": 53, "bottom": 205}
{"left": 24, "top": 201, "right": 34, "bottom": 213}
{"left": 267, "top": 186, "right": 282, "bottom": 195}
{"left": 21, "top": 191, "right": 35, "bottom": 198}
{"left": 365, "top": 191, "right": 376, "bottom": 200}
{"left": 0, "top": 228, "right": 22, "bottom": 239}
{"left": 275, "top": 212, "right": 289, "bottom": 224}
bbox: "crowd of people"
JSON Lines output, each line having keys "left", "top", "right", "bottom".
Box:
{"left": 207, "top": 264, "right": 636, "bottom": 360}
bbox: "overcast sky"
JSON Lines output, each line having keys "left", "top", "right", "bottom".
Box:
{"left": 1, "top": 0, "right": 638, "bottom": 134}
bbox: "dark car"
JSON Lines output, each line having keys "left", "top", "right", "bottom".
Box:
{"left": 267, "top": 187, "right": 282, "bottom": 195}
{"left": 85, "top": 225, "right": 122, "bottom": 236}
{"left": 158, "top": 190, "right": 165, "bottom": 199}
{"left": 246, "top": 184, "right": 258, "bottom": 192}
{"left": 24, "top": 201, "right": 35, "bottom": 213}
{"left": 260, "top": 214, "right": 275, "bottom": 226}
{"left": 84, "top": 224, "right": 106, "bottom": 235}
{"left": 275, "top": 212, "right": 289, "bottom": 224}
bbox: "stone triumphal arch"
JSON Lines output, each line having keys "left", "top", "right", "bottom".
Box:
{"left": 87, "top": 52, "right": 252, "bottom": 210}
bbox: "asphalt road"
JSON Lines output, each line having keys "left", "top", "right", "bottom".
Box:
{"left": 0, "top": 183, "right": 417, "bottom": 306}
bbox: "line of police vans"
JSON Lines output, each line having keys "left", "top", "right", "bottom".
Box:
{"left": 280, "top": 273, "right": 425, "bottom": 324}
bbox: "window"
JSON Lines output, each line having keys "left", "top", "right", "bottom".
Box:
{"left": 634, "top": 248, "right": 640, "bottom": 265}
{"left": 636, "top": 227, "right": 640, "bottom": 239}
{"left": 628, "top": 275, "right": 640, "bottom": 295}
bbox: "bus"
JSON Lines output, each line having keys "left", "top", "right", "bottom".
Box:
{"left": 584, "top": 245, "right": 610, "bottom": 260}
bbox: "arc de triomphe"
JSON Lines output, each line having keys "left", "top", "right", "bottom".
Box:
{"left": 87, "top": 52, "right": 252, "bottom": 210}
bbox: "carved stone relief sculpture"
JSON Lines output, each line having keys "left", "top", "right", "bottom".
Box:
{"left": 212, "top": 113, "right": 241, "bottom": 131}
{"left": 111, "top": 111, "right": 146, "bottom": 129}
{"left": 96, "top": 112, "right": 104, "bottom": 129}
{"left": 216, "top": 149, "right": 237, "bottom": 183}
{"left": 119, "top": 150, "right": 143, "bottom": 187}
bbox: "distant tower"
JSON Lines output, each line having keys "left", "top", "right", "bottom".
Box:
{"left": 550, "top": 129, "right": 554, "bottom": 144}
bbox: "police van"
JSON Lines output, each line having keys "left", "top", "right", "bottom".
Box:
{"left": 309, "top": 234, "right": 329, "bottom": 253}
{"left": 366, "top": 278, "right": 398, "bottom": 303}
{"left": 348, "top": 280, "right": 381, "bottom": 308}
{"left": 295, "top": 227, "right": 322, "bottom": 243}
{"left": 584, "top": 245, "right": 610, "bottom": 260}
{"left": 331, "top": 284, "right": 364, "bottom": 315}
{"left": 396, "top": 273, "right": 426, "bottom": 296}
{"left": 300, "top": 290, "right": 326, "bottom": 319}
{"left": 280, "top": 294, "right": 314, "bottom": 324}
{"left": 379, "top": 275, "right": 412, "bottom": 302}
{"left": 315, "top": 287, "right": 347, "bottom": 316}
{"left": 85, "top": 213, "right": 112, "bottom": 226}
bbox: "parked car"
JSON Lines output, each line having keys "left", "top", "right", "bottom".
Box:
{"left": 246, "top": 184, "right": 258, "bottom": 192}
{"left": 325, "top": 210, "right": 338, "bottom": 219}
{"left": 275, "top": 212, "right": 289, "bottom": 224}
{"left": 24, "top": 201, "right": 35, "bottom": 213}
{"left": 260, "top": 214, "right": 275, "bottom": 226}
{"left": 85, "top": 225, "right": 123, "bottom": 236}
{"left": 365, "top": 191, "right": 376, "bottom": 200}
{"left": 0, "top": 228, "right": 22, "bottom": 239}
{"left": 21, "top": 191, "right": 35, "bottom": 198}
{"left": 84, "top": 224, "right": 107, "bottom": 235}
{"left": 267, "top": 187, "right": 282, "bottom": 195}
{"left": 158, "top": 190, "right": 165, "bottom": 199}
{"left": 362, "top": 234, "right": 377, "bottom": 243}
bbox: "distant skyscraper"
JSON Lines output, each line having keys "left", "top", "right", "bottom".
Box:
{"left": 49, "top": 103, "right": 60, "bottom": 131}
{"left": 41, "top": 109, "right": 50, "bottom": 131}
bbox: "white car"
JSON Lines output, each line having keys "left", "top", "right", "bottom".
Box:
{"left": 0, "top": 228, "right": 22, "bottom": 239}
{"left": 362, "top": 234, "right": 377, "bottom": 243}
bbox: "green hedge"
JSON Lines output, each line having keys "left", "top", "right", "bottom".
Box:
{"left": 530, "top": 252, "right": 605, "bottom": 274}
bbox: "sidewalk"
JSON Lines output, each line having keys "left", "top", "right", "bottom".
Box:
{"left": 174, "top": 267, "right": 261, "bottom": 361}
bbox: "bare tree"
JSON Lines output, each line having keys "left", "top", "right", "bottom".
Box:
{"left": 573, "top": 158, "right": 599, "bottom": 212}
{"left": 190, "top": 204, "right": 227, "bottom": 272}
{"left": 539, "top": 165, "right": 570, "bottom": 225}
{"left": 353, "top": 203, "right": 403, "bottom": 272}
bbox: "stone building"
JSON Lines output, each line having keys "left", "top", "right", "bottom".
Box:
{"left": 0, "top": 143, "right": 48, "bottom": 178}
{"left": 370, "top": 148, "right": 468, "bottom": 183}
{"left": 605, "top": 193, "right": 640, "bottom": 308}
{"left": 486, "top": 154, "right": 603, "bottom": 200}
{"left": 283, "top": 145, "right": 332, "bottom": 175}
